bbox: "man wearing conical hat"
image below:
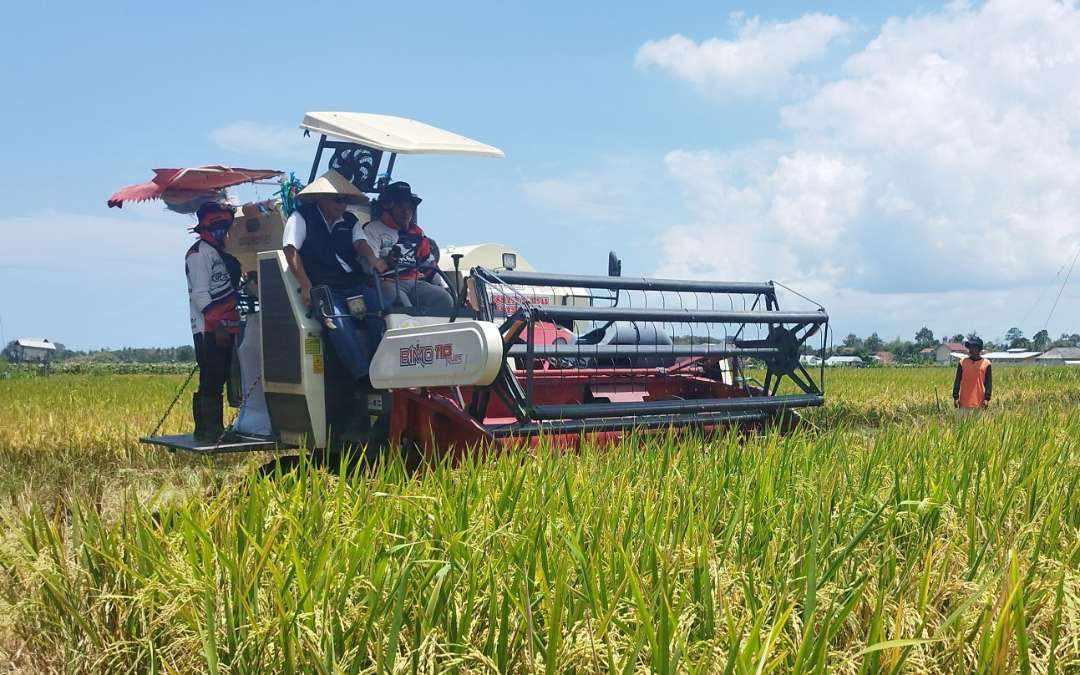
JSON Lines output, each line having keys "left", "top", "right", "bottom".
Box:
{"left": 282, "top": 170, "right": 384, "bottom": 383}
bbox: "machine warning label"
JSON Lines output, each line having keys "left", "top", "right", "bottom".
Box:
{"left": 399, "top": 343, "right": 463, "bottom": 367}
{"left": 311, "top": 353, "right": 323, "bottom": 374}
{"left": 304, "top": 336, "right": 321, "bottom": 355}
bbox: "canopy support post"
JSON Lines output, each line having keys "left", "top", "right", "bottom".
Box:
{"left": 385, "top": 152, "right": 397, "bottom": 182}
{"left": 308, "top": 134, "right": 328, "bottom": 184}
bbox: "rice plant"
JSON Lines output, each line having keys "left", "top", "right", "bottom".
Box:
{"left": 0, "top": 368, "right": 1077, "bottom": 672}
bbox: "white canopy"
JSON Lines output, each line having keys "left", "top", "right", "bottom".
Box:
{"left": 300, "top": 112, "right": 504, "bottom": 158}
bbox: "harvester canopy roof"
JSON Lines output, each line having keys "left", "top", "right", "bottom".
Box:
{"left": 300, "top": 112, "right": 504, "bottom": 157}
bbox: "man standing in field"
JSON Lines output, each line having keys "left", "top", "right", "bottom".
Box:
{"left": 186, "top": 201, "right": 242, "bottom": 442}
{"left": 953, "top": 336, "right": 992, "bottom": 410}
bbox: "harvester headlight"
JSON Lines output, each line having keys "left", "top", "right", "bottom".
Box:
{"left": 502, "top": 253, "right": 517, "bottom": 271}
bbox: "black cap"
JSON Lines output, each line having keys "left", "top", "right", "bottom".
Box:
{"left": 963, "top": 336, "right": 984, "bottom": 349}
{"left": 195, "top": 201, "right": 235, "bottom": 225}
{"left": 380, "top": 181, "right": 422, "bottom": 206}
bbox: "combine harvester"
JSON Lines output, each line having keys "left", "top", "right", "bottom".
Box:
{"left": 140, "top": 112, "right": 830, "bottom": 462}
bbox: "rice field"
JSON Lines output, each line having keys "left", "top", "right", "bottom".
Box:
{"left": 0, "top": 368, "right": 1077, "bottom": 673}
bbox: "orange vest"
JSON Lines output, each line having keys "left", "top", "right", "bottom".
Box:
{"left": 958, "top": 357, "right": 989, "bottom": 408}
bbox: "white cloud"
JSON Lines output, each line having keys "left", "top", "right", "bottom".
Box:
{"left": 0, "top": 209, "right": 195, "bottom": 349}
{"left": 210, "top": 121, "right": 311, "bottom": 161}
{"left": 521, "top": 157, "right": 662, "bottom": 224}
{"left": 643, "top": 0, "right": 1080, "bottom": 337}
{"left": 635, "top": 13, "right": 851, "bottom": 96}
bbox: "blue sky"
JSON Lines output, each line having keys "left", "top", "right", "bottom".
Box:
{"left": 2, "top": 0, "right": 1078, "bottom": 349}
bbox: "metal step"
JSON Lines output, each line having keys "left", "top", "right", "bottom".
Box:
{"left": 529, "top": 393, "right": 824, "bottom": 420}
{"left": 140, "top": 433, "right": 290, "bottom": 454}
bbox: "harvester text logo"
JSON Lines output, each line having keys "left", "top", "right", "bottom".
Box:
{"left": 492, "top": 294, "right": 550, "bottom": 314}
{"left": 399, "top": 342, "right": 462, "bottom": 367}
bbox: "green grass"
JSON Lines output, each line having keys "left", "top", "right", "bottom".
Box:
{"left": 0, "top": 368, "right": 1077, "bottom": 672}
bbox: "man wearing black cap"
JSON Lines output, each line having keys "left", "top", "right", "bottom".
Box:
{"left": 186, "top": 201, "right": 242, "bottom": 441}
{"left": 353, "top": 181, "right": 453, "bottom": 314}
{"left": 953, "top": 336, "right": 992, "bottom": 410}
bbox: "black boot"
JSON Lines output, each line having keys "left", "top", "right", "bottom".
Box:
{"left": 195, "top": 394, "right": 225, "bottom": 443}
{"left": 192, "top": 393, "right": 206, "bottom": 440}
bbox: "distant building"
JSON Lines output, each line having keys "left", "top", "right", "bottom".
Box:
{"left": 1035, "top": 346, "right": 1080, "bottom": 366}
{"left": 800, "top": 354, "right": 822, "bottom": 366}
{"left": 934, "top": 342, "right": 966, "bottom": 364}
{"left": 954, "top": 349, "right": 1040, "bottom": 366}
{"left": 873, "top": 351, "right": 894, "bottom": 365}
{"left": 825, "top": 355, "right": 865, "bottom": 367}
{"left": 12, "top": 338, "right": 56, "bottom": 363}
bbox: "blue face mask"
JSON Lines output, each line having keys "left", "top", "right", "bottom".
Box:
{"left": 209, "top": 226, "right": 229, "bottom": 244}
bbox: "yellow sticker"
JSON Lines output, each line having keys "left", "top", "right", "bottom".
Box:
{"left": 304, "top": 336, "right": 321, "bottom": 355}
{"left": 311, "top": 354, "right": 323, "bottom": 374}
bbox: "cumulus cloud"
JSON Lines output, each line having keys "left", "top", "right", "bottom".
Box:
{"left": 210, "top": 121, "right": 311, "bottom": 161}
{"left": 645, "top": 0, "right": 1080, "bottom": 337}
{"left": 635, "top": 13, "right": 851, "bottom": 96}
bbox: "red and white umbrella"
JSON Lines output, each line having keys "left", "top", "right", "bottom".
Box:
{"left": 107, "top": 166, "right": 283, "bottom": 212}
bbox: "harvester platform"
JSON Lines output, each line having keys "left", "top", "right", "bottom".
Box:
{"left": 140, "top": 433, "right": 290, "bottom": 455}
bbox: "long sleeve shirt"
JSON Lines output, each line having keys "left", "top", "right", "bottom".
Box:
{"left": 186, "top": 237, "right": 240, "bottom": 334}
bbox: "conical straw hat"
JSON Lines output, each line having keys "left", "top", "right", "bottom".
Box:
{"left": 297, "top": 170, "right": 369, "bottom": 204}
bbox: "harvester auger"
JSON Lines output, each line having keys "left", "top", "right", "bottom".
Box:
{"left": 137, "top": 111, "right": 829, "bottom": 462}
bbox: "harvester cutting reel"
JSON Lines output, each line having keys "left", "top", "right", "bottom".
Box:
{"left": 462, "top": 267, "right": 830, "bottom": 438}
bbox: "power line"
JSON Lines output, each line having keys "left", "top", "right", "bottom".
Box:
{"left": 1042, "top": 244, "right": 1080, "bottom": 334}
{"left": 1019, "top": 262, "right": 1065, "bottom": 328}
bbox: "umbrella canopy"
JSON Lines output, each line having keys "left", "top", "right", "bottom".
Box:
{"left": 107, "top": 166, "right": 283, "bottom": 209}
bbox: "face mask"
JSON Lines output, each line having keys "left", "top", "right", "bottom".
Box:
{"left": 209, "top": 226, "right": 229, "bottom": 244}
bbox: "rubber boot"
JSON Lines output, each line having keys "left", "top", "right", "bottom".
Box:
{"left": 191, "top": 393, "right": 206, "bottom": 440}
{"left": 195, "top": 394, "right": 225, "bottom": 444}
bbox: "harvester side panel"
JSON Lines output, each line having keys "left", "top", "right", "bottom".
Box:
{"left": 258, "top": 250, "right": 329, "bottom": 449}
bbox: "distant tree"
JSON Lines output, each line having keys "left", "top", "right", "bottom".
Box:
{"left": 840, "top": 334, "right": 863, "bottom": 354}
{"left": 951, "top": 334, "right": 965, "bottom": 343}
{"left": 1054, "top": 332, "right": 1080, "bottom": 347}
{"left": 886, "top": 337, "right": 918, "bottom": 361}
{"left": 1032, "top": 329, "right": 1051, "bottom": 352}
{"left": 865, "top": 332, "right": 884, "bottom": 353}
{"left": 914, "top": 327, "right": 935, "bottom": 347}
{"left": 176, "top": 345, "right": 196, "bottom": 362}
{"left": 1005, "top": 327, "right": 1025, "bottom": 348}
{"left": 1, "top": 340, "right": 16, "bottom": 362}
